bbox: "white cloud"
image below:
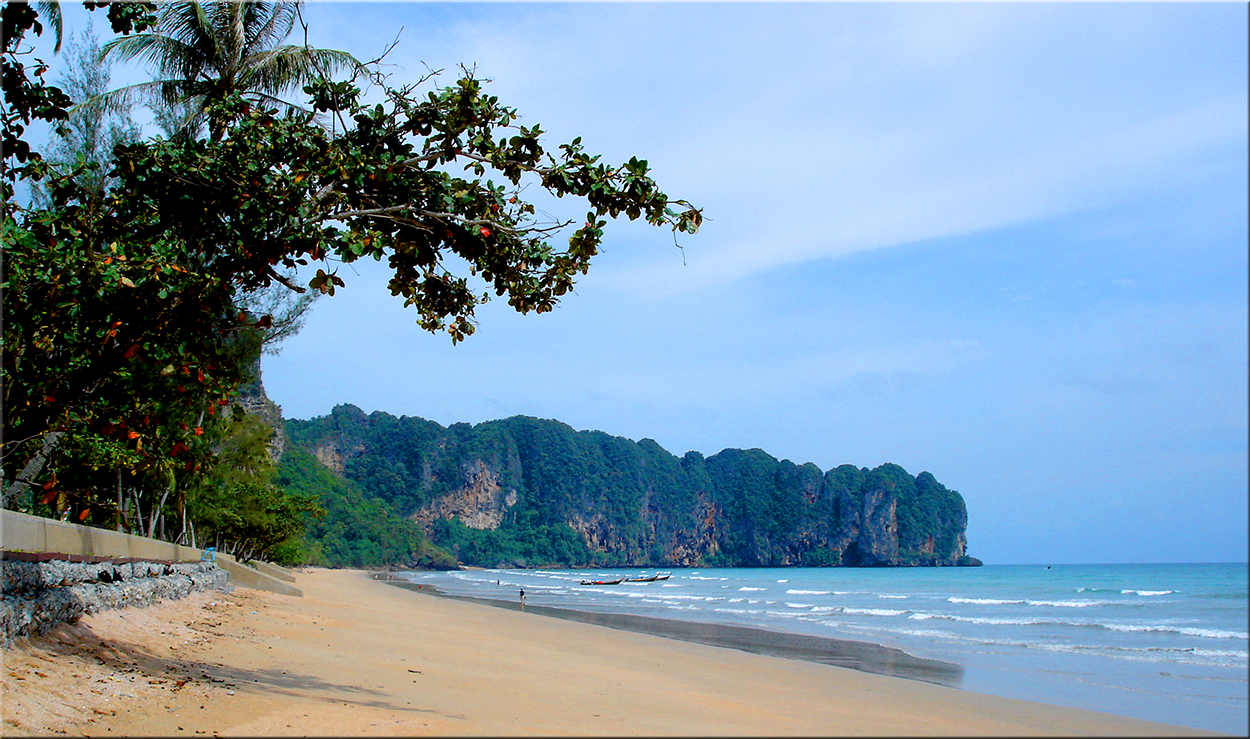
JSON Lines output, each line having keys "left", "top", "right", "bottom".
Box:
{"left": 309, "top": 4, "right": 1244, "bottom": 301}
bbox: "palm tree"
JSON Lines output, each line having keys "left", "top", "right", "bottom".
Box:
{"left": 96, "top": 1, "right": 362, "bottom": 140}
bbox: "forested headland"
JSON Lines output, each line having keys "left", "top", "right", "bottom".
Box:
{"left": 280, "top": 404, "right": 980, "bottom": 570}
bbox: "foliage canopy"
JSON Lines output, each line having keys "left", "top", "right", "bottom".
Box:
{"left": 2, "top": 1, "right": 700, "bottom": 561}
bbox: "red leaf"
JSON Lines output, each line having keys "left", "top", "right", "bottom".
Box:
{"left": 77, "top": 509, "right": 90, "bottom": 522}
{"left": 123, "top": 344, "right": 141, "bottom": 359}
{"left": 40, "top": 489, "right": 58, "bottom": 505}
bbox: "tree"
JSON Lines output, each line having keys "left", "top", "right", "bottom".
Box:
{"left": 96, "top": 1, "right": 363, "bottom": 140}
{"left": 2, "top": 1, "right": 700, "bottom": 544}
{"left": 35, "top": 21, "right": 140, "bottom": 204}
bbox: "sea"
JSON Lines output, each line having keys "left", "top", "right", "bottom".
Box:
{"left": 397, "top": 563, "right": 1248, "bottom": 735}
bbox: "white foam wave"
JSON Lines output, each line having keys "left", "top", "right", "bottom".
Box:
{"left": 786, "top": 602, "right": 816, "bottom": 609}
{"left": 949, "top": 597, "right": 1025, "bottom": 605}
{"left": 738, "top": 586, "right": 767, "bottom": 592}
{"left": 879, "top": 594, "right": 909, "bottom": 599}
{"left": 1122, "top": 589, "right": 1175, "bottom": 596}
{"left": 1102, "top": 623, "right": 1249, "bottom": 640}
{"left": 1026, "top": 599, "right": 1108, "bottom": 608}
{"left": 910, "top": 611, "right": 1249, "bottom": 640}
{"left": 786, "top": 589, "right": 832, "bottom": 595}
{"left": 841, "top": 607, "right": 907, "bottom": 617}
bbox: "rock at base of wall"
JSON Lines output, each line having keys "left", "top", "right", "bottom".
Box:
{"left": 1, "top": 559, "right": 229, "bottom": 644}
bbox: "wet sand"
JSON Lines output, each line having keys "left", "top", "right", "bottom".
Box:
{"left": 388, "top": 579, "right": 964, "bottom": 687}
{"left": 2, "top": 568, "right": 1223, "bottom": 736}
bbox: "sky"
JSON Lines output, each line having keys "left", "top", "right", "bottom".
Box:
{"left": 45, "top": 2, "right": 1248, "bottom": 565}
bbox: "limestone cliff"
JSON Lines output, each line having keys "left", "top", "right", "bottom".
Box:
{"left": 284, "top": 405, "right": 980, "bottom": 568}
{"left": 233, "top": 360, "right": 287, "bottom": 461}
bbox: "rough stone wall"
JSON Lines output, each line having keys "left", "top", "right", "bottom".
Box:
{"left": 1, "top": 559, "right": 229, "bottom": 644}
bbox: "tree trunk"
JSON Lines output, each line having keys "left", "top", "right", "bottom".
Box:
{"left": 115, "top": 470, "right": 124, "bottom": 531}
{"left": 147, "top": 485, "right": 171, "bottom": 539}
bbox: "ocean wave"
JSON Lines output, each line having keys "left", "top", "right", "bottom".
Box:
{"left": 949, "top": 597, "right": 1025, "bottom": 605}
{"left": 786, "top": 589, "right": 832, "bottom": 595}
{"left": 1026, "top": 599, "right": 1113, "bottom": 608}
{"left": 1102, "top": 623, "right": 1249, "bottom": 640}
{"left": 879, "top": 594, "right": 909, "bottom": 599}
{"left": 911, "top": 611, "right": 1248, "bottom": 640}
{"left": 777, "top": 579, "right": 790, "bottom": 583}
{"left": 1030, "top": 642, "right": 1248, "bottom": 668}
{"left": 840, "top": 607, "right": 908, "bottom": 617}
{"left": 911, "top": 612, "right": 1071, "bottom": 626}
{"left": 738, "top": 586, "right": 767, "bottom": 592}
{"left": 1122, "top": 589, "right": 1175, "bottom": 596}
{"left": 786, "top": 602, "right": 816, "bottom": 609}
{"left": 895, "top": 627, "right": 957, "bottom": 639}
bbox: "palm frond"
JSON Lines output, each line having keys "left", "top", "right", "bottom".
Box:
{"left": 242, "top": 45, "right": 363, "bottom": 95}
{"left": 241, "top": 3, "right": 297, "bottom": 61}
{"left": 74, "top": 80, "right": 188, "bottom": 120}
{"left": 36, "top": 0, "right": 63, "bottom": 52}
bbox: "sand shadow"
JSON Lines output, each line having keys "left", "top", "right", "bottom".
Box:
{"left": 22, "top": 607, "right": 445, "bottom": 716}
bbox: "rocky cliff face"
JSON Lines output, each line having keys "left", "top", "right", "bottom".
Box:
{"left": 411, "top": 462, "right": 518, "bottom": 531}
{"left": 234, "top": 360, "right": 288, "bottom": 462}
{"left": 285, "top": 406, "right": 978, "bottom": 568}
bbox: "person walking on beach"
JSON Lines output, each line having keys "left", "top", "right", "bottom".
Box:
{"left": 519, "top": 589, "right": 526, "bottom": 610}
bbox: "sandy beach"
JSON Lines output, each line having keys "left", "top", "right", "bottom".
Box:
{"left": 2, "top": 568, "right": 1221, "bottom": 736}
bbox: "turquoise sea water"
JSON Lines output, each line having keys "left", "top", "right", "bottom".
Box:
{"left": 399, "top": 563, "right": 1248, "bottom": 734}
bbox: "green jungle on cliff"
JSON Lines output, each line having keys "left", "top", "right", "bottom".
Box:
{"left": 275, "top": 404, "right": 982, "bottom": 571}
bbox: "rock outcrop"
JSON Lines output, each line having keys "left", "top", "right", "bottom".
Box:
{"left": 285, "top": 405, "right": 979, "bottom": 568}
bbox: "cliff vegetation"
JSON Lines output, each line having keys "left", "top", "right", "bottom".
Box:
{"left": 283, "top": 405, "right": 981, "bottom": 569}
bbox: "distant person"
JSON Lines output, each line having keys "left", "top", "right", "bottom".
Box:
{"left": 519, "top": 589, "right": 526, "bottom": 610}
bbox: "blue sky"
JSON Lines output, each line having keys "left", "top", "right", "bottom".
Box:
{"left": 48, "top": 2, "right": 1248, "bottom": 565}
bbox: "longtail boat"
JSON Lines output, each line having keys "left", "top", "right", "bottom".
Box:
{"left": 626, "top": 575, "right": 660, "bottom": 583}
{"left": 579, "top": 577, "right": 625, "bottom": 585}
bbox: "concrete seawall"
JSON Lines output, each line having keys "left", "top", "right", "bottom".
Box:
{"left": 1, "top": 510, "right": 301, "bottom": 597}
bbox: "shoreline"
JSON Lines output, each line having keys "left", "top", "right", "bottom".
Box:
{"left": 381, "top": 577, "right": 965, "bottom": 688}
{"left": 2, "top": 567, "right": 1222, "bottom": 736}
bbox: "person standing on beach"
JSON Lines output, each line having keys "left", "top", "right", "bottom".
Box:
{"left": 519, "top": 589, "right": 526, "bottom": 610}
